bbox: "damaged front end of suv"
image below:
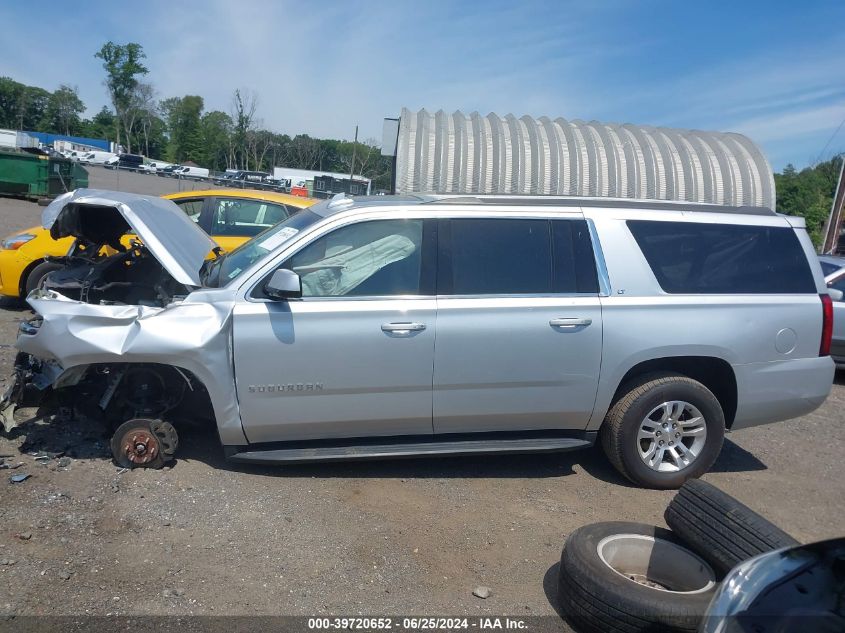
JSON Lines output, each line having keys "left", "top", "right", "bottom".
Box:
{"left": 0, "top": 189, "right": 246, "bottom": 467}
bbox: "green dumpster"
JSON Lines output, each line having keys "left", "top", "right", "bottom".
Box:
{"left": 0, "top": 149, "right": 89, "bottom": 201}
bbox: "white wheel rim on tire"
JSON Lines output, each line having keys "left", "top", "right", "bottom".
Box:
{"left": 638, "top": 400, "right": 707, "bottom": 473}
{"left": 597, "top": 534, "right": 716, "bottom": 594}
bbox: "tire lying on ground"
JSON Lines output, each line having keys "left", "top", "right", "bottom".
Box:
{"left": 557, "top": 521, "right": 717, "bottom": 633}
{"left": 664, "top": 478, "right": 799, "bottom": 575}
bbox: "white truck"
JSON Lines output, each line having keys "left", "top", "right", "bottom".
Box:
{"left": 147, "top": 161, "right": 173, "bottom": 174}
{"left": 175, "top": 166, "right": 210, "bottom": 180}
{"left": 79, "top": 151, "right": 117, "bottom": 165}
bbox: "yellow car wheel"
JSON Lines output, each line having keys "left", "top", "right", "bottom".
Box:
{"left": 24, "top": 261, "right": 63, "bottom": 296}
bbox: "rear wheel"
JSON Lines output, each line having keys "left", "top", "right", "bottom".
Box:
{"left": 110, "top": 418, "right": 179, "bottom": 469}
{"left": 601, "top": 374, "right": 725, "bottom": 489}
{"left": 24, "top": 260, "right": 63, "bottom": 296}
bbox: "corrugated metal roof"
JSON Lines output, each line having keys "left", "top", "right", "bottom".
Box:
{"left": 393, "top": 108, "right": 775, "bottom": 209}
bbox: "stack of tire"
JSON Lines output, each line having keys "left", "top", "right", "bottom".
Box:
{"left": 557, "top": 479, "right": 798, "bottom": 633}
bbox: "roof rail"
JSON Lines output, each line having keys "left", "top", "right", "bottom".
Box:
{"left": 420, "top": 194, "right": 776, "bottom": 216}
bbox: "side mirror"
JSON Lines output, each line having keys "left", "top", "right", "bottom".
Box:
{"left": 828, "top": 288, "right": 843, "bottom": 302}
{"left": 264, "top": 268, "right": 301, "bottom": 300}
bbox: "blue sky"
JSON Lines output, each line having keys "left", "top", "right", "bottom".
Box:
{"left": 2, "top": 0, "right": 843, "bottom": 170}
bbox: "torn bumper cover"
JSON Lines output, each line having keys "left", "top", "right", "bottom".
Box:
{"left": 0, "top": 289, "right": 247, "bottom": 445}
{"left": 0, "top": 350, "right": 62, "bottom": 433}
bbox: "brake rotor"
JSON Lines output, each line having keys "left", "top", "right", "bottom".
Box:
{"left": 120, "top": 428, "right": 160, "bottom": 465}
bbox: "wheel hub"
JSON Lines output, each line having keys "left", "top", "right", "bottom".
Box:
{"left": 122, "top": 429, "right": 160, "bottom": 464}
{"left": 637, "top": 400, "right": 707, "bottom": 473}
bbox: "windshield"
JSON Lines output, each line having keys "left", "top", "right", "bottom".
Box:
{"left": 203, "top": 209, "right": 322, "bottom": 287}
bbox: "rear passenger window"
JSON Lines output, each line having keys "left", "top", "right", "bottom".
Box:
{"left": 442, "top": 219, "right": 598, "bottom": 295}
{"left": 627, "top": 220, "right": 816, "bottom": 294}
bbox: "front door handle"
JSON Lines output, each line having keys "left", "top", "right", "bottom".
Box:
{"left": 549, "top": 317, "right": 592, "bottom": 328}
{"left": 381, "top": 322, "right": 426, "bottom": 334}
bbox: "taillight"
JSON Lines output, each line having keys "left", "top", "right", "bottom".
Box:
{"left": 820, "top": 293, "right": 833, "bottom": 356}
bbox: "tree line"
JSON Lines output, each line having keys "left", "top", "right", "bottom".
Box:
{"left": 0, "top": 40, "right": 841, "bottom": 231}
{"left": 0, "top": 41, "right": 392, "bottom": 189}
{"left": 775, "top": 156, "right": 842, "bottom": 247}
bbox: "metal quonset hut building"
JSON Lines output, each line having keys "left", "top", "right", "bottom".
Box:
{"left": 383, "top": 108, "right": 775, "bottom": 209}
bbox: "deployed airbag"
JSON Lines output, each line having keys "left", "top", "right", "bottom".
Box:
{"left": 297, "top": 235, "right": 416, "bottom": 296}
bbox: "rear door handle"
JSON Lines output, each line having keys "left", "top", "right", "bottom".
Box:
{"left": 549, "top": 317, "right": 592, "bottom": 328}
{"left": 381, "top": 322, "right": 426, "bottom": 334}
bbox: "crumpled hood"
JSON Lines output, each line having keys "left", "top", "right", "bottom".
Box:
{"left": 43, "top": 189, "right": 217, "bottom": 287}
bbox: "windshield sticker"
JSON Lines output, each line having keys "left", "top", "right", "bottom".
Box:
{"left": 227, "top": 267, "right": 242, "bottom": 279}
{"left": 260, "top": 227, "right": 300, "bottom": 251}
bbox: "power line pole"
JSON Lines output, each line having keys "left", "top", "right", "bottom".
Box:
{"left": 349, "top": 125, "right": 358, "bottom": 183}
{"left": 821, "top": 155, "right": 845, "bottom": 254}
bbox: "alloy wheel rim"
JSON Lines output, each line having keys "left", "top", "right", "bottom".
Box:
{"left": 637, "top": 400, "right": 707, "bottom": 473}
{"left": 597, "top": 534, "right": 716, "bottom": 594}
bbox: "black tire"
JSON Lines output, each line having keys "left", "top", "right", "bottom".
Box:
{"left": 557, "top": 521, "right": 717, "bottom": 633}
{"left": 23, "top": 260, "right": 64, "bottom": 296}
{"left": 601, "top": 373, "right": 725, "bottom": 489}
{"left": 110, "top": 418, "right": 179, "bottom": 469}
{"left": 665, "top": 479, "right": 798, "bottom": 575}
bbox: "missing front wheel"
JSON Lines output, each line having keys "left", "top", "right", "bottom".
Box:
{"left": 110, "top": 418, "right": 179, "bottom": 469}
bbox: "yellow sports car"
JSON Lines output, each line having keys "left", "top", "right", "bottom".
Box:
{"left": 0, "top": 189, "right": 315, "bottom": 299}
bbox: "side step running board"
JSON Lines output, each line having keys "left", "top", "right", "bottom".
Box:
{"left": 227, "top": 434, "right": 595, "bottom": 465}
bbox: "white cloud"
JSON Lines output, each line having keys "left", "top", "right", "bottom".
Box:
{"left": 1, "top": 0, "right": 841, "bottom": 169}
{"left": 731, "top": 103, "right": 845, "bottom": 143}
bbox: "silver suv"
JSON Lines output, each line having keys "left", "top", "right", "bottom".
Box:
{"left": 0, "top": 190, "right": 834, "bottom": 489}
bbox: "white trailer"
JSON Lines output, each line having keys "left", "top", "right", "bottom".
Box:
{"left": 0, "top": 129, "right": 37, "bottom": 150}
{"left": 0, "top": 130, "right": 17, "bottom": 149}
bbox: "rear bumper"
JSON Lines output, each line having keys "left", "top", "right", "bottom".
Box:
{"left": 731, "top": 356, "right": 834, "bottom": 430}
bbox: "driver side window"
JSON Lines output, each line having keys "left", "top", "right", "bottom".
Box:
{"left": 285, "top": 219, "right": 424, "bottom": 297}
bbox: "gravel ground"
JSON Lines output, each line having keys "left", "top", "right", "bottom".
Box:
{"left": 0, "top": 173, "right": 843, "bottom": 622}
